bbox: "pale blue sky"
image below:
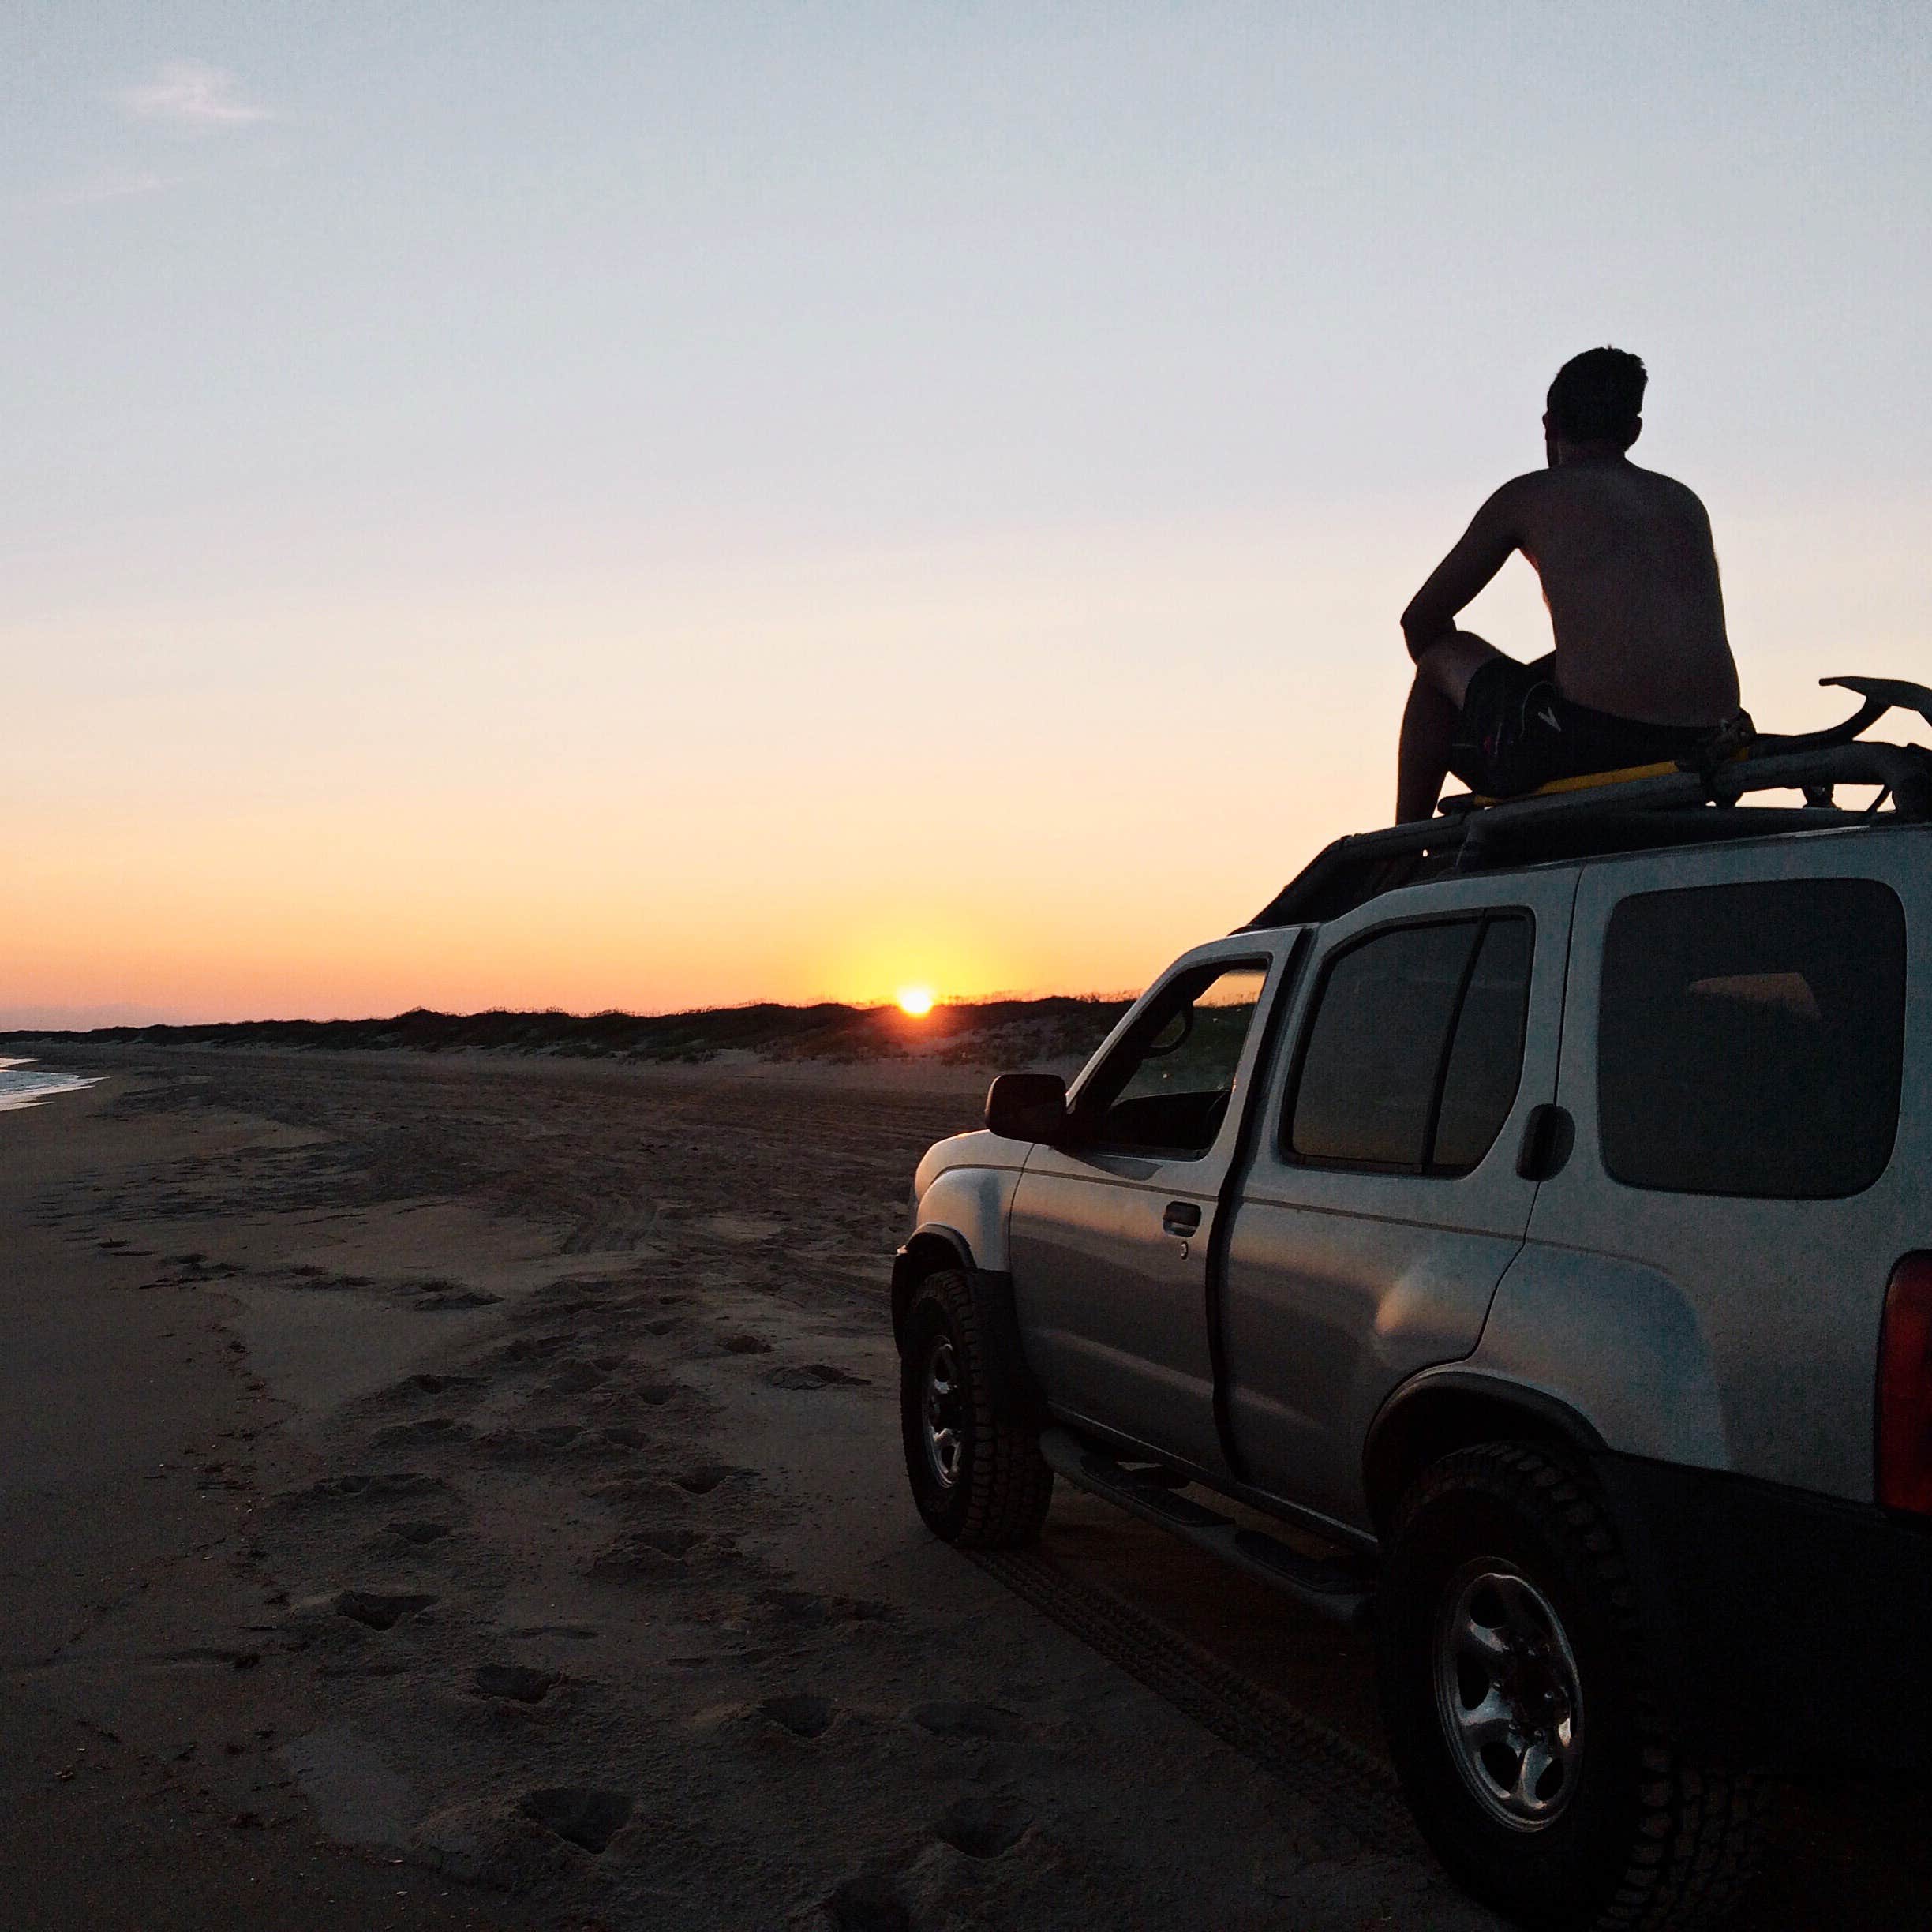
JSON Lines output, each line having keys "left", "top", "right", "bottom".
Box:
{"left": 3, "top": 4, "right": 1929, "bottom": 1021}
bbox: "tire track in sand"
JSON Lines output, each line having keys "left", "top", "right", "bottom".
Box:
{"left": 968, "top": 1548, "right": 1417, "bottom": 1855}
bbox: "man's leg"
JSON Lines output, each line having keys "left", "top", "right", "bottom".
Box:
{"left": 1396, "top": 630, "right": 1503, "bottom": 822}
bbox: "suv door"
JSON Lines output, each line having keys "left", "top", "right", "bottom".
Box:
{"left": 1009, "top": 939, "right": 1290, "bottom": 1470}
{"left": 1220, "top": 868, "right": 1579, "bottom": 1531}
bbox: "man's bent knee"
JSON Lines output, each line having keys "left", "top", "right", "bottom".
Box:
{"left": 1416, "top": 629, "right": 1505, "bottom": 709}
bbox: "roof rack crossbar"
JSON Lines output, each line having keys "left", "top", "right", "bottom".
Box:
{"left": 1241, "top": 738, "right": 1932, "bottom": 932}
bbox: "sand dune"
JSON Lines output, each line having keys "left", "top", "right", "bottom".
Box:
{"left": 0, "top": 993, "right": 1129, "bottom": 1070}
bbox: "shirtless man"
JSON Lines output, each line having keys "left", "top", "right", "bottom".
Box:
{"left": 1396, "top": 346, "right": 1743, "bottom": 821}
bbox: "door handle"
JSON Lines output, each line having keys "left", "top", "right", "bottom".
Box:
{"left": 1515, "top": 1104, "right": 1574, "bottom": 1181}
{"left": 1162, "top": 1201, "right": 1202, "bottom": 1237}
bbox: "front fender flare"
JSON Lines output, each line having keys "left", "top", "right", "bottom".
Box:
{"left": 891, "top": 1224, "right": 975, "bottom": 1345}
{"left": 892, "top": 1249, "right": 1043, "bottom": 1425}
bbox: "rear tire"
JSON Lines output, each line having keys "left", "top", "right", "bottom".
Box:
{"left": 1377, "top": 1442, "right": 1767, "bottom": 1930}
{"left": 899, "top": 1269, "right": 1053, "bottom": 1548}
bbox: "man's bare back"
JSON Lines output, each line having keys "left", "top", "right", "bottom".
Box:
{"left": 1477, "top": 459, "right": 1737, "bottom": 722}
{"left": 1395, "top": 346, "right": 1745, "bottom": 821}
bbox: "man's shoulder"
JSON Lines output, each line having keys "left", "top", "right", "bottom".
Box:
{"left": 1547, "top": 461, "right": 1712, "bottom": 524}
{"left": 1490, "top": 468, "right": 1552, "bottom": 502}
{"left": 1623, "top": 462, "right": 1712, "bottom": 516}
{"left": 1468, "top": 469, "right": 1550, "bottom": 527}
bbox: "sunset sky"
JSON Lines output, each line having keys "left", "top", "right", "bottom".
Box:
{"left": 5, "top": 4, "right": 1929, "bottom": 1025}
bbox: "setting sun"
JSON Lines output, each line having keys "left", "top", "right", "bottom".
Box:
{"left": 896, "top": 985, "right": 935, "bottom": 1017}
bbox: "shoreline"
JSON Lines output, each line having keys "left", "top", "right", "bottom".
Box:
{"left": 0, "top": 1054, "right": 99, "bottom": 1114}
{"left": 2, "top": 1036, "right": 1032, "bottom": 1099}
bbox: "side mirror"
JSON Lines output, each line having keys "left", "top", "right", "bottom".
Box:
{"left": 985, "top": 1073, "right": 1069, "bottom": 1144}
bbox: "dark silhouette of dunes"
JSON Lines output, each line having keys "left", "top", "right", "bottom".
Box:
{"left": 0, "top": 997, "right": 1129, "bottom": 1068}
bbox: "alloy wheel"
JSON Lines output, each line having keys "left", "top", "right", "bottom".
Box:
{"left": 921, "top": 1334, "right": 964, "bottom": 1491}
{"left": 1433, "top": 1564, "right": 1586, "bottom": 1831}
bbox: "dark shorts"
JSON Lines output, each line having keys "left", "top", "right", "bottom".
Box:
{"left": 1447, "top": 653, "right": 1720, "bottom": 797}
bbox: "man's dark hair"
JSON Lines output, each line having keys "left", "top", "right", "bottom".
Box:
{"left": 1547, "top": 346, "right": 1647, "bottom": 444}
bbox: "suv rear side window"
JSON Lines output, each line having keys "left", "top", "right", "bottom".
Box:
{"left": 1287, "top": 915, "right": 1532, "bottom": 1173}
{"left": 1597, "top": 878, "right": 1906, "bottom": 1198}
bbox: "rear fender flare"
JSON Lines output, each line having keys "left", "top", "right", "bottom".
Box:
{"left": 1362, "top": 1368, "right": 1606, "bottom": 1532}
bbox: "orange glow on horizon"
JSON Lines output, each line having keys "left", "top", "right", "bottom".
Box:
{"left": 9, "top": 519, "right": 1900, "bottom": 1031}
{"left": 896, "top": 985, "right": 935, "bottom": 1017}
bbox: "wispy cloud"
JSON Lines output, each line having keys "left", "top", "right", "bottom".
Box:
{"left": 118, "top": 60, "right": 272, "bottom": 129}
{"left": 15, "top": 168, "right": 185, "bottom": 213}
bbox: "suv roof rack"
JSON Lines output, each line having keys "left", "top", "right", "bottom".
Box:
{"left": 1242, "top": 687, "right": 1932, "bottom": 932}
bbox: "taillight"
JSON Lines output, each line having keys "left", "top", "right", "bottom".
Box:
{"left": 1876, "top": 1253, "right": 1932, "bottom": 1514}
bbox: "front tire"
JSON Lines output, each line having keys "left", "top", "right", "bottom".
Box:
{"left": 1377, "top": 1442, "right": 1766, "bottom": 1930}
{"left": 898, "top": 1269, "right": 1053, "bottom": 1548}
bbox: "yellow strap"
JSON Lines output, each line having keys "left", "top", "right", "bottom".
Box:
{"left": 1468, "top": 748, "right": 1747, "bottom": 808}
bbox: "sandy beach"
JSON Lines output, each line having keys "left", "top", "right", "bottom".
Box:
{"left": 3, "top": 1051, "right": 1924, "bottom": 1930}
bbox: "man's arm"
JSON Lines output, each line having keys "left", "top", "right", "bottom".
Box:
{"left": 1399, "top": 479, "right": 1527, "bottom": 661}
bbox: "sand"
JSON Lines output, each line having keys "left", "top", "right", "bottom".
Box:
{"left": 2, "top": 1050, "right": 1923, "bottom": 1930}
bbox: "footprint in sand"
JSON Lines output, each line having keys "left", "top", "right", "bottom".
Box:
{"left": 635, "top": 1383, "right": 683, "bottom": 1406}
{"left": 386, "top": 1520, "right": 452, "bottom": 1545}
{"left": 496, "top": 1334, "right": 572, "bottom": 1366}
{"left": 281, "top": 1269, "right": 365, "bottom": 1292}
{"left": 601, "top": 1424, "right": 650, "bottom": 1450}
{"left": 545, "top": 1361, "right": 608, "bottom": 1395}
{"left": 406, "top": 1372, "right": 479, "bottom": 1396}
{"left": 415, "top": 1287, "right": 501, "bottom": 1311}
{"left": 673, "top": 1464, "right": 747, "bottom": 1495}
{"left": 622, "top": 1526, "right": 703, "bottom": 1558}
{"left": 512, "top": 1283, "right": 627, "bottom": 1323}
{"left": 934, "top": 1791, "right": 1032, "bottom": 1858}
{"left": 473, "top": 1664, "right": 561, "bottom": 1704}
{"left": 909, "top": 1702, "right": 1025, "bottom": 1743}
{"left": 766, "top": 1363, "right": 872, "bottom": 1391}
{"left": 586, "top": 1526, "right": 711, "bottom": 1579}
{"left": 376, "top": 1417, "right": 473, "bottom": 1447}
{"left": 719, "top": 1332, "right": 773, "bottom": 1355}
{"left": 585, "top": 1463, "right": 750, "bottom": 1507}
{"left": 519, "top": 1788, "right": 631, "bottom": 1853}
{"left": 336, "top": 1590, "right": 437, "bottom": 1630}
{"left": 758, "top": 1693, "right": 833, "bottom": 1739}
{"left": 585, "top": 1475, "right": 689, "bottom": 1506}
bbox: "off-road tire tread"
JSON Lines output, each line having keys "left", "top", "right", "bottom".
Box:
{"left": 903, "top": 1270, "right": 1053, "bottom": 1548}
{"left": 1388, "top": 1441, "right": 1771, "bottom": 1930}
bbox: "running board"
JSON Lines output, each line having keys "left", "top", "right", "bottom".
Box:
{"left": 1039, "top": 1428, "right": 1376, "bottom": 1630}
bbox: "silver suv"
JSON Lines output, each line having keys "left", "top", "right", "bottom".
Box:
{"left": 892, "top": 700, "right": 1932, "bottom": 1930}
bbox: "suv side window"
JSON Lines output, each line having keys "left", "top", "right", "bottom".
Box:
{"left": 1077, "top": 962, "right": 1269, "bottom": 1159}
{"left": 1286, "top": 915, "right": 1532, "bottom": 1174}
{"left": 1597, "top": 878, "right": 1906, "bottom": 1198}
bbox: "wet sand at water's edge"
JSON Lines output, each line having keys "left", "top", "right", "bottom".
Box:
{"left": 2, "top": 1050, "right": 1924, "bottom": 1930}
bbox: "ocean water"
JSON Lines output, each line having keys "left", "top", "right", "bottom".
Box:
{"left": 0, "top": 1057, "right": 98, "bottom": 1113}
